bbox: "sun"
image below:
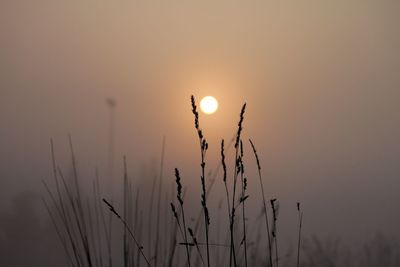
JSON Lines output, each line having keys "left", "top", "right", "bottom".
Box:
{"left": 200, "top": 96, "right": 218, "bottom": 114}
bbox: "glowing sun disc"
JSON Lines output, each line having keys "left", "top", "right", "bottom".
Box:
{"left": 200, "top": 96, "right": 218, "bottom": 114}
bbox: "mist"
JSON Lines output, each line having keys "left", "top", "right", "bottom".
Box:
{"left": 1, "top": 1, "right": 400, "bottom": 266}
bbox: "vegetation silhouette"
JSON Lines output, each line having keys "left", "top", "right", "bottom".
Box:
{"left": 41, "top": 96, "right": 400, "bottom": 267}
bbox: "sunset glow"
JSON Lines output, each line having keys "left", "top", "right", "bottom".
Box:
{"left": 200, "top": 96, "right": 218, "bottom": 114}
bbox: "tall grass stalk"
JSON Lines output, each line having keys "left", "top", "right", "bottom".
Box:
{"left": 188, "top": 227, "right": 207, "bottom": 267}
{"left": 137, "top": 210, "right": 144, "bottom": 267}
{"left": 249, "top": 139, "right": 273, "bottom": 267}
{"left": 154, "top": 136, "right": 166, "bottom": 266}
{"left": 93, "top": 172, "right": 104, "bottom": 267}
{"left": 44, "top": 139, "right": 110, "bottom": 267}
{"left": 106, "top": 98, "right": 116, "bottom": 194}
{"left": 95, "top": 170, "right": 113, "bottom": 267}
{"left": 163, "top": 192, "right": 170, "bottom": 262}
{"left": 123, "top": 156, "right": 129, "bottom": 267}
{"left": 127, "top": 180, "right": 134, "bottom": 266}
{"left": 215, "top": 199, "right": 223, "bottom": 265}
{"left": 102, "top": 198, "right": 150, "bottom": 266}
{"left": 147, "top": 172, "right": 157, "bottom": 260}
{"left": 229, "top": 103, "right": 246, "bottom": 267}
{"left": 167, "top": 203, "right": 179, "bottom": 267}
{"left": 221, "top": 139, "right": 231, "bottom": 225}
{"left": 173, "top": 168, "right": 191, "bottom": 267}
{"left": 296, "top": 202, "right": 303, "bottom": 267}
{"left": 190, "top": 136, "right": 235, "bottom": 266}
{"left": 238, "top": 141, "right": 248, "bottom": 267}
{"left": 191, "top": 95, "right": 211, "bottom": 267}
{"left": 68, "top": 134, "right": 94, "bottom": 267}
{"left": 270, "top": 198, "right": 279, "bottom": 267}
{"left": 41, "top": 195, "right": 75, "bottom": 266}
{"left": 48, "top": 140, "right": 79, "bottom": 265}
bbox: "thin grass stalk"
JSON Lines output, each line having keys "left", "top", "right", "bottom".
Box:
{"left": 296, "top": 202, "right": 303, "bottom": 267}
{"left": 56, "top": 164, "right": 91, "bottom": 267}
{"left": 191, "top": 95, "right": 211, "bottom": 267}
{"left": 229, "top": 150, "right": 238, "bottom": 267}
{"left": 162, "top": 192, "right": 170, "bottom": 265}
{"left": 50, "top": 140, "right": 69, "bottom": 235}
{"left": 68, "top": 135, "right": 93, "bottom": 267}
{"left": 169, "top": 187, "right": 188, "bottom": 266}
{"left": 229, "top": 103, "right": 246, "bottom": 267}
{"left": 167, "top": 183, "right": 179, "bottom": 267}
{"left": 56, "top": 167, "right": 85, "bottom": 267}
{"left": 147, "top": 171, "right": 157, "bottom": 261}
{"left": 154, "top": 136, "right": 166, "bottom": 266}
{"left": 239, "top": 141, "right": 248, "bottom": 267}
{"left": 129, "top": 182, "right": 135, "bottom": 266}
{"left": 200, "top": 143, "right": 211, "bottom": 267}
{"left": 93, "top": 174, "right": 103, "bottom": 267}
{"left": 41, "top": 194, "right": 76, "bottom": 266}
{"left": 123, "top": 156, "right": 129, "bottom": 267}
{"left": 170, "top": 202, "right": 187, "bottom": 265}
{"left": 270, "top": 199, "right": 279, "bottom": 267}
{"left": 221, "top": 139, "right": 234, "bottom": 267}
{"left": 103, "top": 198, "right": 150, "bottom": 266}
{"left": 188, "top": 228, "right": 206, "bottom": 267}
{"left": 134, "top": 188, "right": 140, "bottom": 267}
{"left": 215, "top": 199, "right": 223, "bottom": 266}
{"left": 137, "top": 210, "right": 144, "bottom": 267}
{"left": 192, "top": 137, "right": 234, "bottom": 243}
{"left": 128, "top": 181, "right": 134, "bottom": 267}
{"left": 107, "top": 206, "right": 113, "bottom": 267}
{"left": 174, "top": 168, "right": 191, "bottom": 267}
{"left": 167, "top": 209, "right": 179, "bottom": 267}
{"left": 47, "top": 140, "right": 82, "bottom": 266}
{"left": 220, "top": 229, "right": 229, "bottom": 266}
{"left": 190, "top": 136, "right": 235, "bottom": 266}
{"left": 221, "top": 139, "right": 231, "bottom": 224}
{"left": 95, "top": 172, "right": 112, "bottom": 267}
{"left": 86, "top": 198, "right": 99, "bottom": 267}
{"left": 251, "top": 210, "right": 264, "bottom": 266}
{"left": 94, "top": 173, "right": 109, "bottom": 266}
{"left": 249, "top": 139, "right": 273, "bottom": 267}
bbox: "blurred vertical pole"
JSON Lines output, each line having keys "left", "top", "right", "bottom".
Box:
{"left": 106, "top": 98, "right": 116, "bottom": 198}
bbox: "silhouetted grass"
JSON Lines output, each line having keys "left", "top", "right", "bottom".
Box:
{"left": 102, "top": 198, "right": 150, "bottom": 266}
{"left": 43, "top": 95, "right": 309, "bottom": 267}
{"left": 191, "top": 95, "right": 211, "bottom": 267}
{"left": 249, "top": 138, "right": 273, "bottom": 267}
{"left": 172, "top": 167, "right": 191, "bottom": 267}
{"left": 297, "top": 202, "right": 303, "bottom": 267}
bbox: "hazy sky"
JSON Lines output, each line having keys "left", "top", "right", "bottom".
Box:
{"left": 1, "top": 0, "right": 400, "bottom": 248}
